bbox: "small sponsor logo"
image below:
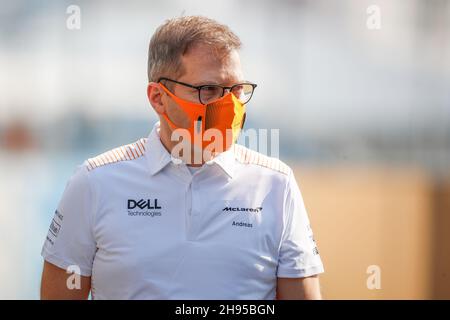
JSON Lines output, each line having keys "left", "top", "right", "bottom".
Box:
{"left": 46, "top": 210, "right": 63, "bottom": 246}
{"left": 49, "top": 219, "right": 61, "bottom": 237}
{"left": 54, "top": 209, "right": 63, "bottom": 221}
{"left": 312, "top": 246, "right": 320, "bottom": 255}
{"left": 223, "top": 206, "right": 263, "bottom": 213}
{"left": 309, "top": 232, "right": 320, "bottom": 255}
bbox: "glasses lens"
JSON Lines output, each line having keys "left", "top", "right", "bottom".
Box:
{"left": 200, "top": 85, "right": 223, "bottom": 104}
{"left": 231, "top": 84, "right": 254, "bottom": 104}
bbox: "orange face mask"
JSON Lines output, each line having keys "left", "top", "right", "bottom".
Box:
{"left": 159, "top": 83, "right": 246, "bottom": 154}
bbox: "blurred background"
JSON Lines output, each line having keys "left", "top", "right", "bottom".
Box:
{"left": 0, "top": 0, "right": 449, "bottom": 299}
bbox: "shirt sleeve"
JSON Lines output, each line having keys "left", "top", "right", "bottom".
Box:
{"left": 277, "top": 169, "right": 324, "bottom": 278}
{"left": 41, "top": 163, "right": 97, "bottom": 277}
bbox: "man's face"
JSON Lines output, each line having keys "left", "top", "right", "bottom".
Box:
{"left": 161, "top": 43, "right": 244, "bottom": 129}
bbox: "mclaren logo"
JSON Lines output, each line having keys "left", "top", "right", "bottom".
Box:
{"left": 222, "top": 206, "right": 263, "bottom": 213}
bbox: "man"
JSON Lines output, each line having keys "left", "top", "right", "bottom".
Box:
{"left": 40, "top": 16, "right": 324, "bottom": 300}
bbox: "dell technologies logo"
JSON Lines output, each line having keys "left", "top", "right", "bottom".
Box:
{"left": 127, "top": 198, "right": 162, "bottom": 217}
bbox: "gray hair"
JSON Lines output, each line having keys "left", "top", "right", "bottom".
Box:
{"left": 147, "top": 16, "right": 241, "bottom": 82}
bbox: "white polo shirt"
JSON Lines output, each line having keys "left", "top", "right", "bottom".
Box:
{"left": 41, "top": 121, "right": 324, "bottom": 300}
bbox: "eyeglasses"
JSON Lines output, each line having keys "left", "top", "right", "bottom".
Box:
{"left": 158, "top": 77, "right": 257, "bottom": 105}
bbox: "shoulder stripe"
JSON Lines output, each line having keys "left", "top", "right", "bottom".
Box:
{"left": 114, "top": 149, "right": 123, "bottom": 160}
{"left": 137, "top": 141, "right": 145, "bottom": 154}
{"left": 115, "top": 148, "right": 125, "bottom": 160}
{"left": 124, "top": 146, "right": 133, "bottom": 160}
{"left": 130, "top": 146, "right": 138, "bottom": 158}
{"left": 131, "top": 147, "right": 138, "bottom": 159}
{"left": 86, "top": 138, "right": 147, "bottom": 171}
{"left": 234, "top": 144, "right": 290, "bottom": 175}
{"left": 99, "top": 155, "right": 107, "bottom": 165}
{"left": 119, "top": 146, "right": 129, "bottom": 160}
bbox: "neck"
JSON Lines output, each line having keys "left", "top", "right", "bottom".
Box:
{"left": 158, "top": 118, "right": 208, "bottom": 166}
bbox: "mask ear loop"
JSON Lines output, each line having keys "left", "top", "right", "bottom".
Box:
{"left": 158, "top": 83, "right": 180, "bottom": 130}
{"left": 240, "top": 112, "right": 246, "bottom": 130}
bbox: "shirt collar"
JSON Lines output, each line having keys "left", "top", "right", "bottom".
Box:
{"left": 144, "top": 121, "right": 236, "bottom": 179}
{"left": 206, "top": 144, "right": 236, "bottom": 179}
{"left": 144, "top": 121, "right": 173, "bottom": 176}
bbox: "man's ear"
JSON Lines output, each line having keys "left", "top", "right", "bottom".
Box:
{"left": 147, "top": 82, "right": 165, "bottom": 115}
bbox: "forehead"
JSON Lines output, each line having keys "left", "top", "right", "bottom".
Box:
{"left": 179, "top": 44, "right": 243, "bottom": 85}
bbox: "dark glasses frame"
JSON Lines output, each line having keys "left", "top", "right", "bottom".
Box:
{"left": 158, "top": 77, "right": 257, "bottom": 104}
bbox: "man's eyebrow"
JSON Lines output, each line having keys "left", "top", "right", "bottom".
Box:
{"left": 191, "top": 81, "right": 221, "bottom": 86}
{"left": 191, "top": 79, "right": 247, "bottom": 86}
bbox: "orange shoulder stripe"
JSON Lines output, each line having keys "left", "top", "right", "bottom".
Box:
{"left": 233, "top": 144, "right": 290, "bottom": 175}
{"left": 86, "top": 138, "right": 148, "bottom": 171}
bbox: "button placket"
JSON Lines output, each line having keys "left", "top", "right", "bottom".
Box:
{"left": 185, "top": 181, "right": 194, "bottom": 241}
{"left": 166, "top": 163, "right": 195, "bottom": 241}
{"left": 187, "top": 175, "right": 202, "bottom": 241}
